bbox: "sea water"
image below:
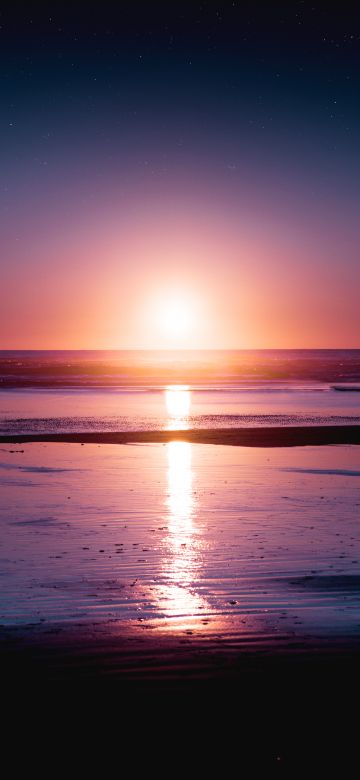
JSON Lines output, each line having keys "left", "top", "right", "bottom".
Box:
{"left": 0, "top": 349, "right": 359, "bottom": 434}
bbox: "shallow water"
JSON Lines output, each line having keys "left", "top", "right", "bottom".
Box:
{"left": 1, "top": 441, "right": 359, "bottom": 638}
{"left": 1, "top": 384, "right": 360, "bottom": 434}
{"left": 1, "top": 349, "right": 360, "bottom": 434}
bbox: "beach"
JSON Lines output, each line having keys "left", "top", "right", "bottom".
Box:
{"left": 1, "top": 437, "right": 359, "bottom": 684}
{"left": 2, "top": 434, "right": 360, "bottom": 766}
{"left": 1, "top": 350, "right": 360, "bottom": 689}
{"left": 1, "top": 353, "right": 360, "bottom": 765}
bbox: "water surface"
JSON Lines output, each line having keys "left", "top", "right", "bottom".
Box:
{"left": 1, "top": 441, "right": 359, "bottom": 638}
{"left": 1, "top": 350, "right": 359, "bottom": 434}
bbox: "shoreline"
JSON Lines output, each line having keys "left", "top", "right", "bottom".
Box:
{"left": 1, "top": 424, "right": 360, "bottom": 447}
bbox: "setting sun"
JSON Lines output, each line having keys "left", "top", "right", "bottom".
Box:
{"left": 143, "top": 290, "right": 203, "bottom": 348}
{"left": 160, "top": 299, "right": 192, "bottom": 337}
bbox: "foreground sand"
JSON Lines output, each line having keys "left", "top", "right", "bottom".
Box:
{"left": 2, "top": 617, "right": 360, "bottom": 686}
{"left": 2, "top": 613, "right": 359, "bottom": 770}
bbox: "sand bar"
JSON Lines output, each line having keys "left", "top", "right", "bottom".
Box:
{"left": 1, "top": 424, "right": 360, "bottom": 447}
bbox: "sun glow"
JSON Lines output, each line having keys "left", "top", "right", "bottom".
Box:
{"left": 139, "top": 284, "right": 214, "bottom": 349}
{"left": 148, "top": 291, "right": 199, "bottom": 347}
{"left": 162, "top": 300, "right": 192, "bottom": 336}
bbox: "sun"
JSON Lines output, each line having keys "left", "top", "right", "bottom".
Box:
{"left": 143, "top": 288, "right": 202, "bottom": 348}
{"left": 151, "top": 293, "right": 196, "bottom": 346}
{"left": 160, "top": 299, "right": 192, "bottom": 337}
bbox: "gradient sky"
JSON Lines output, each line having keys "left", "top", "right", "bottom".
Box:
{"left": 1, "top": 2, "right": 359, "bottom": 348}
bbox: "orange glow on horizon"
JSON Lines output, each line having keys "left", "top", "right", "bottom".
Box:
{"left": 1, "top": 202, "right": 359, "bottom": 349}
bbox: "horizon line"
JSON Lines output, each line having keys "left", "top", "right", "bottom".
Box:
{"left": 0, "top": 347, "right": 360, "bottom": 353}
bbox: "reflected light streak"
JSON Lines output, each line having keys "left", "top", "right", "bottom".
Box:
{"left": 165, "top": 385, "right": 191, "bottom": 430}
{"left": 167, "top": 440, "right": 194, "bottom": 541}
{"left": 156, "top": 440, "right": 207, "bottom": 627}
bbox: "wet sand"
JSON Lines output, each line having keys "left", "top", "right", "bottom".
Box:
{"left": 1, "top": 440, "right": 360, "bottom": 678}
{"left": 1, "top": 439, "right": 359, "bottom": 765}
{"left": 1, "top": 422, "right": 360, "bottom": 446}
{"left": 2, "top": 617, "right": 360, "bottom": 697}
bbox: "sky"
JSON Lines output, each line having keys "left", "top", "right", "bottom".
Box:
{"left": 1, "top": 1, "right": 359, "bottom": 349}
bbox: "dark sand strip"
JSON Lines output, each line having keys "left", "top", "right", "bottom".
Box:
{"left": 1, "top": 622, "right": 360, "bottom": 702}
{"left": 3, "top": 625, "right": 358, "bottom": 769}
{"left": 1, "top": 424, "right": 360, "bottom": 447}
{"left": 1, "top": 620, "right": 360, "bottom": 680}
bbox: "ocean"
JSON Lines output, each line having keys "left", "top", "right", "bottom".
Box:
{"left": 0, "top": 349, "right": 359, "bottom": 434}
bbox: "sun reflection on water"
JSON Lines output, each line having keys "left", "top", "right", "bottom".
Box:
{"left": 165, "top": 385, "right": 191, "bottom": 430}
{"left": 154, "top": 440, "right": 208, "bottom": 628}
{"left": 167, "top": 440, "right": 193, "bottom": 536}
